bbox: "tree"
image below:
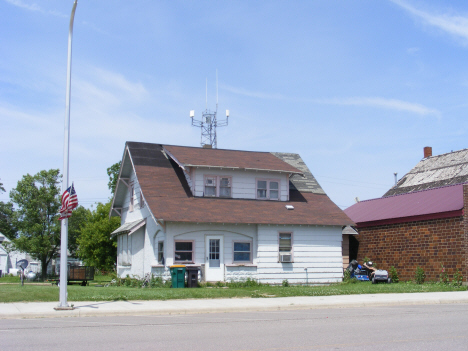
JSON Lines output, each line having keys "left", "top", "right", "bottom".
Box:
{"left": 0, "top": 180, "right": 17, "bottom": 240}
{"left": 77, "top": 201, "right": 120, "bottom": 270}
{"left": 67, "top": 205, "right": 91, "bottom": 258}
{"left": 10, "top": 170, "right": 61, "bottom": 280}
{"left": 107, "top": 161, "right": 121, "bottom": 195}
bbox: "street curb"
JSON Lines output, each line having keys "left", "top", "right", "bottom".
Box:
{"left": 1, "top": 292, "right": 468, "bottom": 319}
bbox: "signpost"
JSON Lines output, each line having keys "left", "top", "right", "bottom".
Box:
{"left": 16, "top": 259, "right": 28, "bottom": 287}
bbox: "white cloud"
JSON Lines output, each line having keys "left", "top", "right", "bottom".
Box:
{"left": 221, "top": 84, "right": 287, "bottom": 100}
{"left": 316, "top": 97, "right": 440, "bottom": 117}
{"left": 391, "top": 0, "right": 468, "bottom": 43}
{"left": 3, "top": 0, "right": 66, "bottom": 17}
{"left": 223, "top": 84, "right": 440, "bottom": 117}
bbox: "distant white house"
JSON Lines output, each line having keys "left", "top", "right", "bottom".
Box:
{"left": 0, "top": 233, "right": 40, "bottom": 276}
{"left": 110, "top": 142, "right": 353, "bottom": 284}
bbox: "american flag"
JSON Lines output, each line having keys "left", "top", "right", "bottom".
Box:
{"left": 59, "top": 183, "right": 78, "bottom": 220}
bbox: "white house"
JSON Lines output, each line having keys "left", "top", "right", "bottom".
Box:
{"left": 110, "top": 142, "right": 353, "bottom": 284}
{"left": 0, "top": 233, "right": 40, "bottom": 276}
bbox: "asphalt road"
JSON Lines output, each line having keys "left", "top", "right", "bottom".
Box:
{"left": 1, "top": 304, "right": 467, "bottom": 350}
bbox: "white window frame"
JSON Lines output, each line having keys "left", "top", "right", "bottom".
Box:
{"left": 157, "top": 240, "right": 164, "bottom": 264}
{"left": 118, "top": 234, "right": 132, "bottom": 266}
{"left": 232, "top": 241, "right": 252, "bottom": 263}
{"left": 174, "top": 240, "right": 194, "bottom": 264}
{"left": 256, "top": 179, "right": 280, "bottom": 200}
{"left": 278, "top": 232, "right": 293, "bottom": 262}
{"left": 203, "top": 175, "right": 232, "bottom": 198}
{"left": 129, "top": 185, "right": 134, "bottom": 212}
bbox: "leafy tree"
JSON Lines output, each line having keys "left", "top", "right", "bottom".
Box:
{"left": 107, "top": 161, "right": 121, "bottom": 194}
{"left": 0, "top": 180, "right": 17, "bottom": 240}
{"left": 67, "top": 205, "right": 91, "bottom": 258}
{"left": 77, "top": 201, "right": 119, "bottom": 270}
{"left": 10, "top": 170, "right": 61, "bottom": 280}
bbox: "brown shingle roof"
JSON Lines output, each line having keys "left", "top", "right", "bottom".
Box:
{"left": 164, "top": 145, "right": 302, "bottom": 174}
{"left": 125, "top": 142, "right": 352, "bottom": 226}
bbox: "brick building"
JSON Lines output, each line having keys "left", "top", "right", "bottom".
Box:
{"left": 345, "top": 147, "right": 468, "bottom": 282}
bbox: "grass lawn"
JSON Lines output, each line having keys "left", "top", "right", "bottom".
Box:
{"left": 0, "top": 278, "right": 465, "bottom": 303}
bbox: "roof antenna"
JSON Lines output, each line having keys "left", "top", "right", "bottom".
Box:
{"left": 190, "top": 70, "right": 229, "bottom": 149}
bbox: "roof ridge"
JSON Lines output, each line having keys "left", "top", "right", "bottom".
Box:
{"left": 422, "top": 147, "right": 468, "bottom": 160}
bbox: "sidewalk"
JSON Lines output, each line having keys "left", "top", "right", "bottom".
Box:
{"left": 1, "top": 291, "right": 467, "bottom": 319}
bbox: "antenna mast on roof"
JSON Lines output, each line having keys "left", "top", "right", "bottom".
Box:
{"left": 190, "top": 70, "right": 229, "bottom": 149}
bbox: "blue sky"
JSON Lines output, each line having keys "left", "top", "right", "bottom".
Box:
{"left": 1, "top": 0, "right": 468, "bottom": 210}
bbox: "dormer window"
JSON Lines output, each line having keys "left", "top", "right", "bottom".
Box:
{"left": 257, "top": 179, "right": 279, "bottom": 200}
{"left": 205, "top": 176, "right": 217, "bottom": 196}
{"left": 204, "top": 175, "right": 232, "bottom": 198}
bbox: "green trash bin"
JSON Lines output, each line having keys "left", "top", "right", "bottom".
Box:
{"left": 170, "top": 265, "right": 186, "bottom": 288}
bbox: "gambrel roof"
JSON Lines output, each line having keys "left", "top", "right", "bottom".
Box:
{"left": 384, "top": 148, "right": 468, "bottom": 197}
{"left": 111, "top": 142, "right": 353, "bottom": 226}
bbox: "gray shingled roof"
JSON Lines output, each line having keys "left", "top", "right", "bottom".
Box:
{"left": 384, "top": 148, "right": 468, "bottom": 197}
{"left": 272, "top": 152, "right": 325, "bottom": 194}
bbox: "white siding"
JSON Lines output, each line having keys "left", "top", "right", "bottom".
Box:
{"left": 191, "top": 168, "right": 289, "bottom": 201}
{"left": 257, "top": 225, "right": 343, "bottom": 284}
{"left": 117, "top": 167, "right": 165, "bottom": 279}
{"left": 166, "top": 223, "right": 257, "bottom": 281}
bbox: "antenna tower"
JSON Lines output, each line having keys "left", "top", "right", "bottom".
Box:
{"left": 190, "top": 71, "right": 229, "bottom": 148}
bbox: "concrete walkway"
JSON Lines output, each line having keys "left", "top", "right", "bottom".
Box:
{"left": 1, "top": 291, "right": 468, "bottom": 319}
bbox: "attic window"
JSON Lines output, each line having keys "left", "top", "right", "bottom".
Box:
{"left": 256, "top": 179, "right": 279, "bottom": 200}
{"left": 204, "top": 175, "right": 232, "bottom": 198}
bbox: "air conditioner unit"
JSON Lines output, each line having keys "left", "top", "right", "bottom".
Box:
{"left": 279, "top": 253, "right": 292, "bottom": 263}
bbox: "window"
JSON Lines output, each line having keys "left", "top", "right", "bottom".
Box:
{"left": 233, "top": 242, "right": 251, "bottom": 262}
{"left": 279, "top": 233, "right": 292, "bottom": 252}
{"left": 157, "top": 241, "right": 164, "bottom": 264}
{"left": 257, "top": 179, "right": 280, "bottom": 200}
{"left": 219, "top": 177, "right": 231, "bottom": 197}
{"left": 204, "top": 175, "right": 232, "bottom": 198}
{"left": 174, "top": 241, "right": 193, "bottom": 263}
{"left": 205, "top": 176, "right": 216, "bottom": 196}
{"left": 129, "top": 186, "right": 134, "bottom": 212}
{"left": 279, "top": 233, "right": 292, "bottom": 263}
{"left": 118, "top": 234, "right": 132, "bottom": 266}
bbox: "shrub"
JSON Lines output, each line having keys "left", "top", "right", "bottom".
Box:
{"left": 343, "top": 269, "right": 351, "bottom": 282}
{"left": 227, "top": 278, "right": 262, "bottom": 288}
{"left": 282, "top": 279, "right": 289, "bottom": 287}
{"left": 452, "top": 270, "right": 463, "bottom": 287}
{"left": 389, "top": 266, "right": 399, "bottom": 283}
{"left": 439, "top": 264, "right": 449, "bottom": 284}
{"left": 415, "top": 266, "right": 426, "bottom": 284}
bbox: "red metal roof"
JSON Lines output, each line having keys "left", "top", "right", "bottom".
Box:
{"left": 344, "top": 184, "right": 464, "bottom": 225}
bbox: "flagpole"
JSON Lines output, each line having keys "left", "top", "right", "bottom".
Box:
{"left": 57, "top": 0, "right": 78, "bottom": 310}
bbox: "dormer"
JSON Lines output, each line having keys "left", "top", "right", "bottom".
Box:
{"left": 163, "top": 145, "right": 303, "bottom": 201}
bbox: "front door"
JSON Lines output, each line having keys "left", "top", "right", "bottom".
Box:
{"left": 205, "top": 235, "right": 224, "bottom": 281}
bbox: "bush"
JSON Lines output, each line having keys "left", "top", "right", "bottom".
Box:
{"left": 227, "top": 278, "right": 262, "bottom": 288}
{"left": 343, "top": 269, "right": 351, "bottom": 282}
{"left": 389, "top": 266, "right": 399, "bottom": 283}
{"left": 439, "top": 264, "right": 449, "bottom": 284}
{"left": 282, "top": 279, "right": 289, "bottom": 287}
{"left": 452, "top": 270, "right": 463, "bottom": 287}
{"left": 415, "top": 266, "right": 426, "bottom": 284}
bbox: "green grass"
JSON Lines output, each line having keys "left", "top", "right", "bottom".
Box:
{"left": 0, "top": 280, "right": 465, "bottom": 303}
